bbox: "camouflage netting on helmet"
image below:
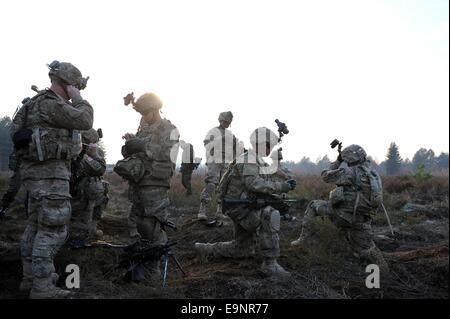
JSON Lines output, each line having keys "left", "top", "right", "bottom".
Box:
{"left": 82, "top": 129, "right": 100, "bottom": 144}
{"left": 218, "top": 111, "right": 233, "bottom": 123}
{"left": 249, "top": 127, "right": 279, "bottom": 147}
{"left": 341, "top": 144, "right": 367, "bottom": 165}
{"left": 134, "top": 93, "right": 163, "bottom": 115}
{"left": 48, "top": 60, "right": 88, "bottom": 89}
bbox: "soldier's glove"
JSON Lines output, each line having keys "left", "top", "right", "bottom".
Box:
{"left": 124, "top": 138, "right": 146, "bottom": 156}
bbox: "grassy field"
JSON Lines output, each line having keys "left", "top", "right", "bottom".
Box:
{"left": 0, "top": 170, "right": 448, "bottom": 299}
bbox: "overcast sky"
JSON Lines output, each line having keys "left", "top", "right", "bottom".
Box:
{"left": 0, "top": 0, "right": 448, "bottom": 164}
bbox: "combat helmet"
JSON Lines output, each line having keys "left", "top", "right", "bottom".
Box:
{"left": 218, "top": 111, "right": 233, "bottom": 123}
{"left": 47, "top": 60, "right": 89, "bottom": 89}
{"left": 133, "top": 93, "right": 163, "bottom": 115}
{"left": 341, "top": 144, "right": 367, "bottom": 165}
{"left": 82, "top": 128, "right": 100, "bottom": 144}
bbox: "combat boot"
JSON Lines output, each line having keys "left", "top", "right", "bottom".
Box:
{"left": 260, "top": 258, "right": 291, "bottom": 278}
{"left": 194, "top": 242, "right": 215, "bottom": 258}
{"left": 197, "top": 204, "right": 208, "bottom": 221}
{"left": 92, "top": 220, "right": 104, "bottom": 239}
{"left": 30, "top": 277, "right": 73, "bottom": 299}
{"left": 290, "top": 226, "right": 312, "bottom": 247}
{"left": 19, "top": 261, "right": 33, "bottom": 292}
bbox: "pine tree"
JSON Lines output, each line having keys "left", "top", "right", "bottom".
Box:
{"left": 385, "top": 142, "right": 402, "bottom": 176}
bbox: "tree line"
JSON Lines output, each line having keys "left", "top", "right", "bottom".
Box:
{"left": 284, "top": 142, "right": 449, "bottom": 176}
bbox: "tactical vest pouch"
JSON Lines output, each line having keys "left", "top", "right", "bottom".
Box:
{"left": 150, "top": 161, "right": 174, "bottom": 180}
{"left": 114, "top": 156, "right": 145, "bottom": 183}
{"left": 86, "top": 179, "right": 105, "bottom": 200}
{"left": 25, "top": 128, "right": 81, "bottom": 162}
{"left": 12, "top": 128, "right": 33, "bottom": 149}
{"left": 329, "top": 186, "right": 345, "bottom": 206}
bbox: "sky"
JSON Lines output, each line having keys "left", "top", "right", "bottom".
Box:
{"left": 0, "top": 0, "right": 448, "bottom": 164}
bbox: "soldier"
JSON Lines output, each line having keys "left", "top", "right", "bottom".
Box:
{"left": 198, "top": 111, "right": 243, "bottom": 225}
{"left": 11, "top": 60, "right": 93, "bottom": 298}
{"left": 291, "top": 144, "right": 389, "bottom": 273}
{"left": 179, "top": 141, "right": 200, "bottom": 196}
{"left": 194, "top": 127, "right": 296, "bottom": 277}
{"left": 118, "top": 92, "right": 179, "bottom": 276}
{"left": 0, "top": 152, "right": 22, "bottom": 218}
{"left": 69, "top": 128, "right": 108, "bottom": 243}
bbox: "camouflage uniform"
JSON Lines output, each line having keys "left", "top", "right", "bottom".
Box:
{"left": 11, "top": 61, "right": 93, "bottom": 298}
{"left": 0, "top": 152, "right": 22, "bottom": 215}
{"left": 179, "top": 142, "right": 196, "bottom": 196}
{"left": 195, "top": 127, "right": 294, "bottom": 277}
{"left": 199, "top": 111, "right": 243, "bottom": 222}
{"left": 69, "top": 129, "right": 108, "bottom": 241}
{"left": 121, "top": 93, "right": 179, "bottom": 252}
{"left": 291, "top": 145, "right": 389, "bottom": 272}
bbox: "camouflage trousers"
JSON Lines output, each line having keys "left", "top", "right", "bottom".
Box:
{"left": 181, "top": 170, "right": 194, "bottom": 195}
{"left": 207, "top": 205, "right": 281, "bottom": 259}
{"left": 70, "top": 198, "right": 104, "bottom": 241}
{"left": 301, "top": 200, "right": 383, "bottom": 262}
{"left": 199, "top": 163, "right": 227, "bottom": 218}
{"left": 128, "top": 186, "right": 169, "bottom": 245}
{"left": 20, "top": 179, "right": 71, "bottom": 290}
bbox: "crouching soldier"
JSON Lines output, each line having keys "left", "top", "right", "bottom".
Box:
{"left": 194, "top": 127, "right": 296, "bottom": 278}
{"left": 291, "top": 144, "right": 389, "bottom": 273}
{"left": 69, "top": 128, "right": 108, "bottom": 243}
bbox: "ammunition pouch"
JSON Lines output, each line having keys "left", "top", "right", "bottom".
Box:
{"left": 329, "top": 186, "right": 345, "bottom": 206}
{"left": 12, "top": 128, "right": 33, "bottom": 149}
{"left": 22, "top": 128, "right": 82, "bottom": 162}
{"left": 114, "top": 154, "right": 145, "bottom": 183}
{"left": 150, "top": 161, "right": 174, "bottom": 180}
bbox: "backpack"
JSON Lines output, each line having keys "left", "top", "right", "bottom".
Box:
{"left": 114, "top": 154, "right": 145, "bottom": 183}
{"left": 358, "top": 165, "right": 383, "bottom": 208}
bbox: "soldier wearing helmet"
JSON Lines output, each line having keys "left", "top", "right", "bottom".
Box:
{"left": 194, "top": 127, "right": 296, "bottom": 278}
{"left": 10, "top": 60, "right": 93, "bottom": 298}
{"left": 198, "top": 111, "right": 244, "bottom": 225}
{"left": 119, "top": 92, "right": 179, "bottom": 280}
{"left": 291, "top": 144, "right": 389, "bottom": 274}
{"left": 69, "top": 129, "right": 108, "bottom": 243}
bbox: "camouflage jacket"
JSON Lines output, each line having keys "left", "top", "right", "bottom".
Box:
{"left": 203, "top": 126, "right": 242, "bottom": 164}
{"left": 11, "top": 89, "right": 93, "bottom": 181}
{"left": 321, "top": 160, "right": 374, "bottom": 216}
{"left": 223, "top": 150, "right": 288, "bottom": 200}
{"left": 71, "top": 147, "right": 106, "bottom": 200}
{"left": 135, "top": 118, "right": 179, "bottom": 188}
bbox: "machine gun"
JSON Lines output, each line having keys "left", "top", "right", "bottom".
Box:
{"left": 118, "top": 240, "right": 185, "bottom": 286}
{"left": 68, "top": 239, "right": 185, "bottom": 287}
{"left": 222, "top": 195, "right": 299, "bottom": 215}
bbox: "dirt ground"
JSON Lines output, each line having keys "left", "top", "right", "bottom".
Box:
{"left": 0, "top": 172, "right": 448, "bottom": 299}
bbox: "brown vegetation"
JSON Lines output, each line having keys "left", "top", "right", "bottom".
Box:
{"left": 0, "top": 171, "right": 448, "bottom": 299}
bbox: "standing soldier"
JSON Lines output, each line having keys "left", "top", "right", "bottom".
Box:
{"left": 69, "top": 128, "right": 108, "bottom": 243}
{"left": 116, "top": 92, "right": 179, "bottom": 277}
{"left": 179, "top": 141, "right": 200, "bottom": 196}
{"left": 198, "top": 111, "right": 243, "bottom": 225}
{"left": 0, "top": 152, "right": 22, "bottom": 218}
{"left": 291, "top": 144, "right": 389, "bottom": 273}
{"left": 11, "top": 61, "right": 93, "bottom": 298}
{"left": 194, "top": 127, "right": 297, "bottom": 277}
